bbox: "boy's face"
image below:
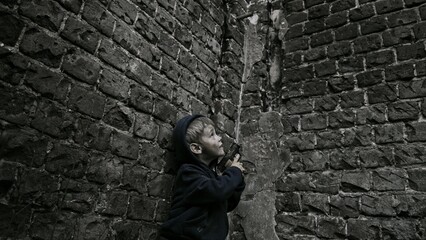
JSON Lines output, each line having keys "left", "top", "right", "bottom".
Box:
{"left": 198, "top": 124, "right": 225, "bottom": 159}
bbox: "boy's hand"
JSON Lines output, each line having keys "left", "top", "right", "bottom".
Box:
{"left": 229, "top": 154, "right": 245, "bottom": 172}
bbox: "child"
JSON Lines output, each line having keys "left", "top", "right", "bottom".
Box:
{"left": 159, "top": 114, "right": 246, "bottom": 240}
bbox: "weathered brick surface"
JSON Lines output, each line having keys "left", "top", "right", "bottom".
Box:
{"left": 0, "top": 0, "right": 239, "bottom": 238}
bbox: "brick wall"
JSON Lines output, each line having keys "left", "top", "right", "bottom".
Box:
{"left": 271, "top": 0, "right": 426, "bottom": 239}
{"left": 0, "top": 0, "right": 247, "bottom": 239}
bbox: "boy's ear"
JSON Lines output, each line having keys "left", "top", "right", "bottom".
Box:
{"left": 189, "top": 143, "right": 202, "bottom": 155}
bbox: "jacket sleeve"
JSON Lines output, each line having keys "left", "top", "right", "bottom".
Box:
{"left": 227, "top": 176, "right": 245, "bottom": 212}
{"left": 179, "top": 165, "right": 244, "bottom": 205}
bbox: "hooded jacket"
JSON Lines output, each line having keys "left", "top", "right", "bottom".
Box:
{"left": 159, "top": 114, "right": 245, "bottom": 240}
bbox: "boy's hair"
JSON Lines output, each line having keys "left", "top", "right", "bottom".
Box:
{"left": 186, "top": 117, "right": 214, "bottom": 144}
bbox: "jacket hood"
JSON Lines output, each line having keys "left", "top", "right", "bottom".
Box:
{"left": 173, "top": 114, "right": 204, "bottom": 166}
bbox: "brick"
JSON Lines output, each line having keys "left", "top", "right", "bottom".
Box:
{"left": 281, "top": 115, "right": 300, "bottom": 133}
{"left": 304, "top": 46, "right": 326, "bottom": 61}
{"left": 104, "top": 100, "right": 133, "bottom": 131}
{"left": 134, "top": 112, "right": 158, "bottom": 140}
{"left": 56, "top": 0, "right": 82, "bottom": 14}
{"left": 338, "top": 56, "right": 364, "bottom": 73}
{"left": 69, "top": 85, "right": 106, "bottom": 119}
{"left": 100, "top": 68, "right": 132, "bottom": 101}
{"left": 62, "top": 49, "right": 101, "bottom": 85}
{"left": 0, "top": 84, "right": 35, "bottom": 124}
{"left": 317, "top": 130, "right": 342, "bottom": 149}
{"left": 126, "top": 58, "right": 152, "bottom": 86}
{"left": 356, "top": 69, "right": 383, "bottom": 87}
{"left": 174, "top": 24, "right": 192, "bottom": 49}
{"left": 330, "top": 195, "right": 360, "bottom": 218}
{"left": 343, "top": 125, "right": 374, "bottom": 147}
{"left": 0, "top": 195, "right": 32, "bottom": 238}
{"left": 301, "top": 193, "right": 329, "bottom": 214}
{"left": 155, "top": 6, "right": 175, "bottom": 33}
{"left": 111, "top": 131, "right": 139, "bottom": 159}
{"left": 422, "top": 4, "right": 426, "bottom": 20}
{"left": 157, "top": 122, "right": 173, "bottom": 150}
{"left": 151, "top": 73, "right": 174, "bottom": 100}
{"left": 314, "top": 60, "right": 336, "bottom": 77}
{"left": 113, "top": 20, "right": 144, "bottom": 55}
{"left": 109, "top": 0, "right": 137, "bottom": 24}
{"left": 394, "top": 143, "right": 426, "bottom": 166}
{"left": 82, "top": 1, "right": 115, "bottom": 37}
{"left": 408, "top": 168, "right": 426, "bottom": 191}
{"left": 375, "top": 0, "right": 403, "bottom": 14}
{"left": 153, "top": 99, "right": 178, "bottom": 124}
{"left": 349, "top": 4, "right": 375, "bottom": 21}
{"left": 61, "top": 16, "right": 101, "bottom": 54}
{"left": 139, "top": 142, "right": 166, "bottom": 171}
{"left": 25, "top": 64, "right": 71, "bottom": 102}
{"left": 388, "top": 101, "right": 419, "bottom": 121}
{"left": 276, "top": 193, "right": 301, "bottom": 212}
{"left": 20, "top": 28, "right": 67, "bottom": 68}
{"left": 18, "top": 168, "right": 58, "bottom": 195}
{"left": 396, "top": 42, "right": 426, "bottom": 61}
{"left": 366, "top": 50, "right": 395, "bottom": 68}
{"left": 310, "top": 30, "right": 333, "bottom": 47}
{"left": 359, "top": 146, "right": 394, "bottom": 168}
{"left": 340, "top": 91, "right": 364, "bottom": 108}
{"left": 325, "top": 11, "right": 347, "bottom": 28}
{"left": 317, "top": 217, "right": 346, "bottom": 238}
{"left": 86, "top": 153, "right": 122, "bottom": 184}
{"left": 353, "top": 34, "right": 382, "bottom": 53}
{"left": 305, "top": 18, "right": 326, "bottom": 34}
{"left": 98, "top": 39, "right": 130, "bottom": 72}
{"left": 388, "top": 9, "right": 417, "bottom": 27}
{"left": 287, "top": 11, "right": 308, "bottom": 25}
{"left": 158, "top": 30, "right": 180, "bottom": 58}
{"left": 314, "top": 95, "right": 339, "bottom": 111}
{"left": 0, "top": 12, "right": 25, "bottom": 46}
{"left": 285, "top": 37, "right": 309, "bottom": 52}
{"left": 335, "top": 23, "right": 359, "bottom": 40}
{"left": 283, "top": 133, "right": 315, "bottom": 151}
{"left": 414, "top": 22, "right": 426, "bottom": 40}
{"left": 19, "top": 0, "right": 65, "bottom": 31}
{"left": 311, "top": 171, "right": 340, "bottom": 194}
{"left": 382, "top": 220, "right": 421, "bottom": 239}
{"left": 74, "top": 118, "right": 112, "bottom": 151}
{"left": 130, "top": 84, "right": 154, "bottom": 113}
{"left": 416, "top": 60, "right": 426, "bottom": 76}
{"left": 275, "top": 214, "right": 316, "bottom": 236}
{"left": 360, "top": 16, "right": 388, "bottom": 35}
{"left": 356, "top": 105, "right": 387, "bottom": 124}
{"left": 193, "top": 40, "right": 219, "bottom": 70}
{"left": 301, "top": 113, "right": 327, "bottom": 130}
{"left": 127, "top": 195, "right": 156, "bottom": 220}
{"left": 160, "top": 56, "right": 183, "bottom": 84}
{"left": 342, "top": 170, "right": 371, "bottom": 192}
{"left": 175, "top": 3, "right": 192, "bottom": 26}
{"left": 123, "top": 165, "right": 148, "bottom": 193}
{"left": 135, "top": 13, "right": 161, "bottom": 44}
{"left": 31, "top": 99, "right": 75, "bottom": 138}
{"left": 147, "top": 173, "right": 174, "bottom": 198}
{"left": 374, "top": 124, "right": 404, "bottom": 143}
{"left": 0, "top": 127, "right": 48, "bottom": 167}
{"left": 282, "top": 98, "right": 313, "bottom": 114}
{"left": 330, "top": 0, "right": 355, "bottom": 13}
{"left": 347, "top": 219, "right": 381, "bottom": 239}
{"left": 330, "top": 149, "right": 358, "bottom": 170}
{"left": 327, "top": 41, "right": 352, "bottom": 58}
{"left": 290, "top": 151, "right": 328, "bottom": 171}
{"left": 45, "top": 143, "right": 88, "bottom": 178}
{"left": 276, "top": 172, "right": 312, "bottom": 192}
{"left": 0, "top": 49, "right": 28, "bottom": 85}
{"left": 197, "top": 82, "right": 213, "bottom": 105}
{"left": 303, "top": 80, "right": 327, "bottom": 96}
{"left": 98, "top": 191, "right": 128, "bottom": 216}
{"left": 385, "top": 63, "right": 415, "bottom": 81}
{"left": 383, "top": 26, "right": 414, "bottom": 47}
{"left": 308, "top": 3, "right": 329, "bottom": 19}
{"left": 400, "top": 79, "right": 426, "bottom": 99}
{"left": 395, "top": 194, "right": 426, "bottom": 216}
{"left": 157, "top": 0, "right": 175, "bottom": 11}
{"left": 367, "top": 83, "right": 397, "bottom": 104}
{"left": 407, "top": 122, "right": 426, "bottom": 142}
{"left": 361, "top": 194, "right": 397, "bottom": 216}
{"left": 140, "top": 43, "right": 161, "bottom": 69}
{"left": 373, "top": 168, "right": 406, "bottom": 191}
{"left": 329, "top": 110, "right": 356, "bottom": 129}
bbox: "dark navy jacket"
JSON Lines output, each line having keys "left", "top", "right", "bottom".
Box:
{"left": 159, "top": 115, "right": 245, "bottom": 240}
